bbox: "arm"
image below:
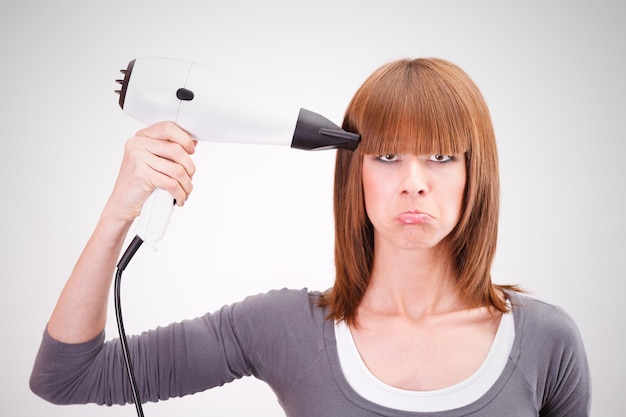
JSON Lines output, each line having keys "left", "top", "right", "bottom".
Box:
{"left": 46, "top": 121, "right": 196, "bottom": 343}
{"left": 31, "top": 286, "right": 319, "bottom": 406}
{"left": 538, "top": 305, "right": 591, "bottom": 417}
{"left": 541, "top": 345, "right": 591, "bottom": 416}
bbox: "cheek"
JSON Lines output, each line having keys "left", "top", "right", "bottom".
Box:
{"left": 362, "top": 169, "right": 387, "bottom": 219}
{"left": 362, "top": 174, "right": 376, "bottom": 215}
{"left": 450, "top": 173, "right": 467, "bottom": 218}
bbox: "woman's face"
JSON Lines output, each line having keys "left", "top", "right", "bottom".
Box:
{"left": 362, "top": 152, "right": 467, "bottom": 253}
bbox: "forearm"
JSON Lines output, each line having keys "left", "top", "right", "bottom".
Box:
{"left": 45, "top": 122, "right": 195, "bottom": 343}
{"left": 47, "top": 204, "right": 133, "bottom": 343}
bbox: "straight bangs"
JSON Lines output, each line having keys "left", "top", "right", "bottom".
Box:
{"left": 348, "top": 59, "right": 473, "bottom": 158}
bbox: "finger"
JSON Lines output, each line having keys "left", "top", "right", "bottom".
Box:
{"left": 142, "top": 153, "right": 194, "bottom": 205}
{"left": 117, "top": 137, "right": 193, "bottom": 207}
{"left": 136, "top": 121, "right": 196, "bottom": 155}
{"left": 141, "top": 138, "right": 196, "bottom": 179}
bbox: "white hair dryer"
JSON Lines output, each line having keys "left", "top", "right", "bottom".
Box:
{"left": 115, "top": 57, "right": 359, "bottom": 249}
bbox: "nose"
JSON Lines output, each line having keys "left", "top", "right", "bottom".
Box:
{"left": 401, "top": 158, "right": 428, "bottom": 196}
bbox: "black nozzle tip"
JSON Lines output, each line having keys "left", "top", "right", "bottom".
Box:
{"left": 115, "top": 59, "right": 136, "bottom": 109}
{"left": 291, "top": 108, "right": 360, "bottom": 151}
{"left": 318, "top": 128, "right": 360, "bottom": 151}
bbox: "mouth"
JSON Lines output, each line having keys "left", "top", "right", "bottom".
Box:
{"left": 395, "top": 210, "right": 432, "bottom": 225}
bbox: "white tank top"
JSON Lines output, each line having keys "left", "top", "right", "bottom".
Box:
{"left": 334, "top": 306, "right": 515, "bottom": 412}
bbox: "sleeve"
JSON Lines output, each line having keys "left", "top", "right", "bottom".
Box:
{"left": 537, "top": 304, "right": 591, "bottom": 417}
{"left": 30, "top": 298, "right": 263, "bottom": 405}
{"left": 30, "top": 288, "right": 322, "bottom": 407}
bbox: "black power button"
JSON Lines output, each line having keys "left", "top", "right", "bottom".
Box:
{"left": 176, "top": 88, "right": 194, "bottom": 101}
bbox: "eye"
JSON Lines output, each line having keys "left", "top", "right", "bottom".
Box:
{"left": 376, "top": 154, "right": 399, "bottom": 162}
{"left": 429, "top": 154, "right": 454, "bottom": 163}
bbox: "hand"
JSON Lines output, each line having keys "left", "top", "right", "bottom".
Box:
{"left": 107, "top": 121, "right": 197, "bottom": 222}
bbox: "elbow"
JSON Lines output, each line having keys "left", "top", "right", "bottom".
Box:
{"left": 30, "top": 370, "right": 67, "bottom": 405}
{"left": 30, "top": 328, "right": 108, "bottom": 405}
{"left": 29, "top": 340, "right": 87, "bottom": 405}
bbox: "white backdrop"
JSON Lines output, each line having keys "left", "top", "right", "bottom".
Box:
{"left": 1, "top": 1, "right": 623, "bottom": 416}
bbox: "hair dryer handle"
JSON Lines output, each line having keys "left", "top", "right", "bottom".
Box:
{"left": 134, "top": 188, "right": 175, "bottom": 250}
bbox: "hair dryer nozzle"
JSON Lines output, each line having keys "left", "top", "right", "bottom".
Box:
{"left": 292, "top": 108, "right": 360, "bottom": 151}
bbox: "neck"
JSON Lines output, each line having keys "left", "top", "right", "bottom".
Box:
{"left": 361, "top": 241, "right": 464, "bottom": 320}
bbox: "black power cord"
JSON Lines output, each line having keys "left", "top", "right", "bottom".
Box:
{"left": 114, "top": 235, "right": 145, "bottom": 417}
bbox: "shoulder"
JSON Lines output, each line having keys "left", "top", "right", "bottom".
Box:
{"left": 505, "top": 290, "right": 589, "bottom": 378}
{"left": 231, "top": 288, "right": 326, "bottom": 321}
{"left": 225, "top": 288, "right": 328, "bottom": 343}
{"left": 506, "top": 291, "right": 591, "bottom": 414}
{"left": 223, "top": 288, "right": 330, "bottom": 388}
{"left": 507, "top": 291, "right": 583, "bottom": 345}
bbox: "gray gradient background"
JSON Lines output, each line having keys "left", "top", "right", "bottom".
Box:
{"left": 1, "top": 1, "right": 623, "bottom": 416}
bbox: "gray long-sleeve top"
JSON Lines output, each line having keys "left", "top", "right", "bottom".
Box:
{"left": 30, "top": 289, "right": 590, "bottom": 416}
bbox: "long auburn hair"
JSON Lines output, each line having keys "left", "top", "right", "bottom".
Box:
{"left": 320, "top": 58, "right": 517, "bottom": 325}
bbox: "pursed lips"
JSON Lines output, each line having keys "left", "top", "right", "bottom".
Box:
{"left": 394, "top": 210, "right": 433, "bottom": 225}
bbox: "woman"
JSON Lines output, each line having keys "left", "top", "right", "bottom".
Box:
{"left": 31, "top": 58, "right": 590, "bottom": 416}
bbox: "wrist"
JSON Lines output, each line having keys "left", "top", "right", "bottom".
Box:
{"left": 101, "top": 194, "right": 142, "bottom": 224}
{"left": 97, "top": 203, "right": 135, "bottom": 242}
